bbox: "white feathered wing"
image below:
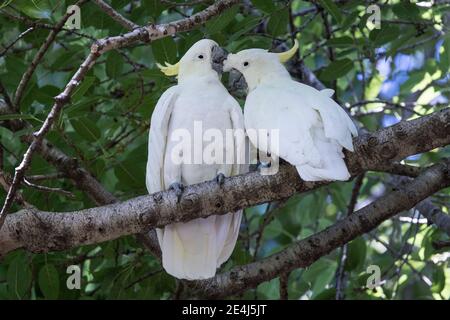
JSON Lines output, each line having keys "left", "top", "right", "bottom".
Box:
{"left": 244, "top": 81, "right": 357, "bottom": 182}
{"left": 146, "top": 89, "right": 245, "bottom": 280}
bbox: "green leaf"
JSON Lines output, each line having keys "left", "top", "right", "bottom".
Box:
{"left": 302, "top": 259, "right": 337, "bottom": 298}
{"left": 7, "top": 254, "right": 32, "bottom": 299}
{"left": 345, "top": 237, "right": 367, "bottom": 271}
{"left": 392, "top": 2, "right": 420, "bottom": 20}
{"left": 267, "top": 7, "right": 289, "bottom": 37}
{"left": 72, "top": 76, "right": 96, "bottom": 103}
{"left": 251, "top": 0, "right": 277, "bottom": 13}
{"left": 0, "top": 283, "right": 8, "bottom": 299}
{"left": 431, "top": 267, "right": 445, "bottom": 293}
{"left": 205, "top": 5, "right": 239, "bottom": 35}
{"left": 257, "top": 278, "right": 279, "bottom": 299}
{"left": 34, "top": 85, "right": 60, "bottom": 106}
{"left": 320, "top": 58, "right": 353, "bottom": 81}
{"left": 152, "top": 37, "right": 178, "bottom": 64}
{"left": 365, "top": 73, "right": 384, "bottom": 100}
{"left": 369, "top": 26, "right": 400, "bottom": 46}
{"left": 327, "top": 36, "right": 359, "bottom": 48}
{"left": 142, "top": 0, "right": 166, "bottom": 19}
{"left": 314, "top": 287, "right": 336, "bottom": 300}
{"left": 70, "top": 117, "right": 101, "bottom": 142}
{"left": 439, "top": 36, "right": 450, "bottom": 73}
{"left": 106, "top": 51, "right": 124, "bottom": 79}
{"left": 341, "top": 10, "right": 360, "bottom": 31}
{"left": 400, "top": 71, "right": 425, "bottom": 94}
{"left": 386, "top": 28, "right": 416, "bottom": 57}
{"left": 113, "top": 145, "right": 147, "bottom": 188}
{"left": 318, "top": 0, "right": 343, "bottom": 24}
{"left": 38, "top": 264, "right": 60, "bottom": 299}
{"left": 228, "top": 16, "right": 265, "bottom": 43}
{"left": 302, "top": 259, "right": 332, "bottom": 283}
{"left": 14, "top": 0, "right": 52, "bottom": 20}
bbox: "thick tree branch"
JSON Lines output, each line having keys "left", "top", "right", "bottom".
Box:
{"left": 0, "top": 109, "right": 448, "bottom": 257}
{"left": 345, "top": 108, "right": 449, "bottom": 173}
{"left": 383, "top": 169, "right": 450, "bottom": 236}
{"left": 415, "top": 199, "right": 450, "bottom": 237}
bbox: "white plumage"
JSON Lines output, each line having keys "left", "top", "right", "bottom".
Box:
{"left": 223, "top": 42, "right": 358, "bottom": 181}
{"left": 146, "top": 39, "right": 246, "bottom": 280}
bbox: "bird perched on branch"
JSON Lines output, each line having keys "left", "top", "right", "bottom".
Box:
{"left": 146, "top": 39, "right": 246, "bottom": 280}
{"left": 223, "top": 40, "right": 358, "bottom": 181}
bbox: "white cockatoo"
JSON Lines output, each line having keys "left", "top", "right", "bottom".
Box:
{"left": 223, "top": 40, "right": 358, "bottom": 181}
{"left": 146, "top": 39, "right": 246, "bottom": 280}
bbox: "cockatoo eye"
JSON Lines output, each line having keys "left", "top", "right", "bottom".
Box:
{"left": 198, "top": 54, "right": 204, "bottom": 59}
{"left": 243, "top": 61, "right": 249, "bottom": 67}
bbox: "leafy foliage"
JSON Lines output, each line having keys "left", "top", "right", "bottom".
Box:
{"left": 0, "top": 0, "right": 449, "bottom": 300}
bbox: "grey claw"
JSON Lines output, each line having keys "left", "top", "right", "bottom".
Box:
{"left": 257, "top": 161, "right": 271, "bottom": 171}
{"left": 215, "top": 173, "right": 225, "bottom": 186}
{"left": 169, "top": 182, "right": 184, "bottom": 202}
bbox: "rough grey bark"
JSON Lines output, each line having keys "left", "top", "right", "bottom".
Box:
{"left": 346, "top": 108, "right": 450, "bottom": 173}
{"left": 415, "top": 199, "right": 450, "bottom": 237}
{"left": 0, "top": 109, "right": 448, "bottom": 256}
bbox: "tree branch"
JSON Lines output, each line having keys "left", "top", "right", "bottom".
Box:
{"left": 190, "top": 159, "right": 449, "bottom": 298}
{"left": 0, "top": 109, "right": 448, "bottom": 257}
{"left": 92, "top": 0, "right": 138, "bottom": 30}
{"left": 415, "top": 199, "right": 450, "bottom": 237}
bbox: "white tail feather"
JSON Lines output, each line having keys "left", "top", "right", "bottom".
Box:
{"left": 158, "top": 211, "right": 242, "bottom": 280}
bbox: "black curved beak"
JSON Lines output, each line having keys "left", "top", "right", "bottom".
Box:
{"left": 211, "top": 45, "right": 228, "bottom": 74}
{"left": 228, "top": 68, "right": 248, "bottom": 92}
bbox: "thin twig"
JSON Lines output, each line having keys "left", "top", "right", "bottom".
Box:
{"left": 23, "top": 178, "right": 75, "bottom": 198}
{"left": 124, "top": 269, "right": 163, "bottom": 289}
{"left": 0, "top": 81, "right": 13, "bottom": 109}
{"left": 0, "top": 171, "right": 31, "bottom": 208}
{"left": 432, "top": 240, "right": 450, "bottom": 250}
{"left": 92, "top": 0, "right": 138, "bottom": 30}
{"left": 161, "top": 0, "right": 211, "bottom": 7}
{"left": 0, "top": 27, "right": 35, "bottom": 57}
{"left": 25, "top": 173, "right": 66, "bottom": 182}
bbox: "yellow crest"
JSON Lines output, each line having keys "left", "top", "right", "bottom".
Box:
{"left": 156, "top": 61, "right": 180, "bottom": 76}
{"left": 278, "top": 39, "right": 299, "bottom": 63}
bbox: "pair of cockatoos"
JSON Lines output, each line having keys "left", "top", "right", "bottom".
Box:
{"left": 146, "top": 39, "right": 357, "bottom": 280}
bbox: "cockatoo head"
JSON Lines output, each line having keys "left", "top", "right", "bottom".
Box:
{"left": 157, "top": 39, "right": 227, "bottom": 82}
{"left": 223, "top": 40, "right": 299, "bottom": 91}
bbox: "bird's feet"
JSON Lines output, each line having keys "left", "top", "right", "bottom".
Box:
{"left": 169, "top": 182, "right": 184, "bottom": 203}
{"left": 215, "top": 173, "right": 226, "bottom": 186}
{"left": 257, "top": 161, "right": 271, "bottom": 171}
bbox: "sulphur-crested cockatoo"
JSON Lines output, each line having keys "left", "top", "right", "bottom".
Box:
{"left": 223, "top": 40, "right": 357, "bottom": 181}
{"left": 146, "top": 39, "right": 246, "bottom": 280}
